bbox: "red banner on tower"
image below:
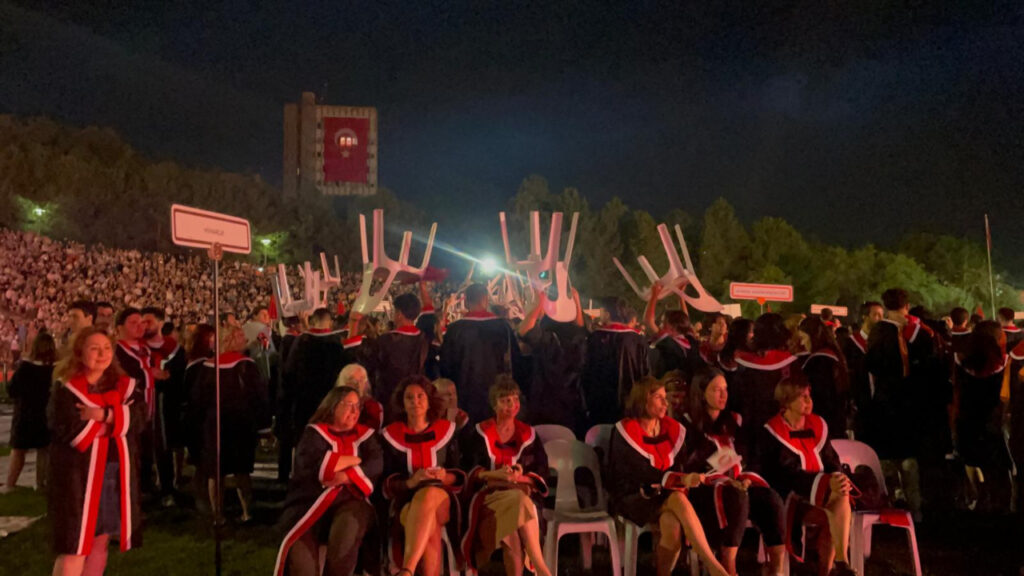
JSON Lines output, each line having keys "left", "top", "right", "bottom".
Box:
{"left": 322, "top": 116, "right": 370, "bottom": 183}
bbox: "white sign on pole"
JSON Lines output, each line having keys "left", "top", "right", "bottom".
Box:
{"left": 171, "top": 204, "right": 252, "bottom": 254}
{"left": 1015, "top": 311, "right": 1024, "bottom": 321}
{"left": 721, "top": 303, "right": 743, "bottom": 318}
{"left": 810, "top": 304, "right": 848, "bottom": 317}
{"left": 728, "top": 282, "right": 794, "bottom": 302}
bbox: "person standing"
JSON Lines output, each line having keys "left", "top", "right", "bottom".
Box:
{"left": 48, "top": 327, "right": 146, "bottom": 575}
{"left": 581, "top": 297, "right": 648, "bottom": 425}
{"left": 4, "top": 331, "right": 56, "bottom": 491}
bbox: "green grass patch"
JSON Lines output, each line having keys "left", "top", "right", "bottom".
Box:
{"left": 0, "top": 444, "right": 10, "bottom": 458}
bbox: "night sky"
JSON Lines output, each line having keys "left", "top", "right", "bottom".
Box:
{"left": 2, "top": 1, "right": 1023, "bottom": 270}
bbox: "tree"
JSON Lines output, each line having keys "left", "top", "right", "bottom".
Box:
{"left": 698, "top": 198, "right": 751, "bottom": 297}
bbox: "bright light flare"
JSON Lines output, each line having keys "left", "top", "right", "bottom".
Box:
{"left": 480, "top": 256, "right": 498, "bottom": 275}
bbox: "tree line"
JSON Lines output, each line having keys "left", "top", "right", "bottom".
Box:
{"left": 0, "top": 114, "right": 1018, "bottom": 317}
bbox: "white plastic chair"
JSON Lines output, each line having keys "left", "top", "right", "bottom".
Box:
{"left": 832, "top": 439, "right": 922, "bottom": 576}
{"left": 584, "top": 423, "right": 614, "bottom": 466}
{"left": 535, "top": 424, "right": 577, "bottom": 443}
{"left": 543, "top": 439, "right": 622, "bottom": 575}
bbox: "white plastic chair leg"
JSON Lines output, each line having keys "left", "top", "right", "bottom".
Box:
{"left": 543, "top": 523, "right": 559, "bottom": 573}
{"left": 580, "top": 532, "right": 593, "bottom": 569}
{"left": 849, "top": 515, "right": 865, "bottom": 575}
{"left": 602, "top": 519, "right": 622, "bottom": 576}
{"left": 688, "top": 549, "right": 700, "bottom": 576}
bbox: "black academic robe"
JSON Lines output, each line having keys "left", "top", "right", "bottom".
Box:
{"left": 150, "top": 337, "right": 187, "bottom": 449}
{"left": 905, "top": 318, "right": 951, "bottom": 459}
{"left": 1004, "top": 326, "right": 1024, "bottom": 353}
{"left": 116, "top": 340, "right": 154, "bottom": 421}
{"left": 839, "top": 329, "right": 870, "bottom": 439}
{"left": 350, "top": 326, "right": 427, "bottom": 421}
{"left": 192, "top": 352, "right": 271, "bottom": 476}
{"left": 519, "top": 320, "right": 588, "bottom": 433}
{"left": 416, "top": 306, "right": 442, "bottom": 380}
{"left": 48, "top": 375, "right": 145, "bottom": 555}
{"left": 731, "top": 349, "right": 802, "bottom": 464}
{"left": 275, "top": 423, "right": 382, "bottom": 576}
{"left": 439, "top": 311, "right": 518, "bottom": 424}
{"left": 802, "top": 349, "right": 847, "bottom": 439}
{"left": 685, "top": 410, "right": 770, "bottom": 488}
{"left": 955, "top": 356, "right": 1013, "bottom": 470}
{"left": 606, "top": 416, "right": 688, "bottom": 525}
{"left": 180, "top": 357, "right": 209, "bottom": 459}
{"left": 755, "top": 413, "right": 842, "bottom": 561}
{"left": 1009, "top": 342, "right": 1024, "bottom": 472}
{"left": 460, "top": 419, "right": 549, "bottom": 572}
{"left": 381, "top": 419, "right": 467, "bottom": 569}
{"left": 948, "top": 328, "right": 971, "bottom": 357}
{"left": 865, "top": 319, "right": 917, "bottom": 459}
{"left": 8, "top": 360, "right": 53, "bottom": 449}
{"left": 581, "top": 323, "right": 649, "bottom": 426}
{"left": 649, "top": 332, "right": 703, "bottom": 380}
{"left": 283, "top": 329, "right": 355, "bottom": 430}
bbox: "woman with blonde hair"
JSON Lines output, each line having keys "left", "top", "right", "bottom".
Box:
{"left": 48, "top": 327, "right": 146, "bottom": 575}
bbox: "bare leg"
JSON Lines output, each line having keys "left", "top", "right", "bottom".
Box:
{"left": 516, "top": 514, "right": 552, "bottom": 576}
{"left": 235, "top": 474, "right": 253, "bottom": 521}
{"left": 82, "top": 534, "right": 110, "bottom": 576}
{"left": 207, "top": 478, "right": 220, "bottom": 520}
{"left": 418, "top": 523, "right": 443, "bottom": 576}
{"left": 766, "top": 545, "right": 786, "bottom": 575}
{"left": 6, "top": 448, "right": 25, "bottom": 488}
{"left": 36, "top": 447, "right": 49, "bottom": 491}
{"left": 826, "top": 494, "right": 851, "bottom": 565}
{"left": 501, "top": 531, "right": 524, "bottom": 576}
{"left": 663, "top": 492, "right": 730, "bottom": 576}
{"left": 173, "top": 450, "right": 185, "bottom": 488}
{"left": 401, "top": 486, "right": 449, "bottom": 573}
{"left": 720, "top": 546, "right": 738, "bottom": 575}
{"left": 656, "top": 512, "right": 683, "bottom": 576}
{"left": 52, "top": 554, "right": 85, "bottom": 576}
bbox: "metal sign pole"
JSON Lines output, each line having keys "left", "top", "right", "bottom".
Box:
{"left": 208, "top": 243, "right": 224, "bottom": 576}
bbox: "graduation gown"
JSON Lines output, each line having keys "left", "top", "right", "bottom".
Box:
{"left": 518, "top": 320, "right": 588, "bottom": 432}
{"left": 180, "top": 357, "right": 208, "bottom": 459}
{"left": 48, "top": 375, "right": 145, "bottom": 555}
{"left": 460, "top": 419, "right": 550, "bottom": 572}
{"left": 801, "top": 349, "right": 847, "bottom": 439}
{"left": 275, "top": 423, "right": 382, "bottom": 576}
{"left": 283, "top": 329, "right": 356, "bottom": 431}
{"left": 955, "top": 355, "right": 1013, "bottom": 470}
{"left": 8, "top": 360, "right": 53, "bottom": 449}
{"left": 192, "top": 352, "right": 271, "bottom": 476}
{"left": 755, "top": 413, "right": 842, "bottom": 561}
{"left": 1004, "top": 325, "right": 1024, "bottom": 353}
{"left": 581, "top": 323, "right": 649, "bottom": 426}
{"left": 840, "top": 329, "right": 870, "bottom": 439}
{"left": 649, "top": 333, "right": 703, "bottom": 381}
{"left": 606, "top": 416, "right": 688, "bottom": 525}
{"left": 1009, "top": 342, "right": 1024, "bottom": 471}
{"left": 349, "top": 325, "right": 428, "bottom": 421}
{"left": 439, "top": 311, "right": 518, "bottom": 424}
{"left": 865, "top": 319, "right": 917, "bottom": 459}
{"left": 149, "top": 336, "right": 187, "bottom": 449}
{"left": 731, "top": 349, "right": 802, "bottom": 464}
{"left": 116, "top": 340, "right": 155, "bottom": 420}
{"left": 380, "top": 419, "right": 467, "bottom": 569}
{"left": 415, "top": 305, "right": 442, "bottom": 380}
{"left": 905, "top": 317, "right": 951, "bottom": 459}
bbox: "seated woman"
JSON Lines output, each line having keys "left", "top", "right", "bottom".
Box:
{"left": 756, "top": 376, "right": 854, "bottom": 576}
{"left": 461, "top": 375, "right": 553, "bottom": 576}
{"left": 275, "top": 386, "right": 382, "bottom": 576}
{"left": 607, "top": 376, "right": 736, "bottom": 576}
{"left": 48, "top": 327, "right": 146, "bottom": 576}
{"left": 381, "top": 375, "right": 466, "bottom": 576}
{"left": 686, "top": 367, "right": 787, "bottom": 576}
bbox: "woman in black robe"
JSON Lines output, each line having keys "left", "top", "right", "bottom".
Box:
{"left": 755, "top": 375, "right": 853, "bottom": 576}
{"left": 48, "top": 327, "right": 146, "bottom": 575}
{"left": 581, "top": 297, "right": 649, "bottom": 426}
{"left": 381, "top": 375, "right": 466, "bottom": 576}
{"left": 954, "top": 321, "right": 1014, "bottom": 508}
{"left": 4, "top": 331, "right": 56, "bottom": 490}
{"left": 732, "top": 314, "right": 803, "bottom": 464}
{"left": 607, "top": 376, "right": 733, "bottom": 576}
{"left": 275, "top": 386, "right": 382, "bottom": 576}
{"left": 192, "top": 325, "right": 271, "bottom": 522}
{"left": 798, "top": 316, "right": 849, "bottom": 439}
{"left": 461, "top": 375, "right": 552, "bottom": 576}
{"left": 686, "top": 367, "right": 787, "bottom": 576}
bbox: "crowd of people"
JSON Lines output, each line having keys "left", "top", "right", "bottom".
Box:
{"left": 2, "top": 228, "right": 1023, "bottom": 576}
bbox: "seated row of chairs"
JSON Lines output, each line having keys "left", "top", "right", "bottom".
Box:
{"left": 534, "top": 423, "right": 922, "bottom": 576}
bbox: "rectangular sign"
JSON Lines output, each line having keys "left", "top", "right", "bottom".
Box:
{"left": 811, "top": 304, "right": 848, "bottom": 317}
{"left": 729, "top": 282, "right": 794, "bottom": 302}
{"left": 1015, "top": 311, "right": 1024, "bottom": 321}
{"left": 171, "top": 204, "right": 251, "bottom": 254}
{"left": 720, "top": 303, "right": 743, "bottom": 318}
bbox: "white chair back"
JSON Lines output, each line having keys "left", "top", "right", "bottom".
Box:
{"left": 535, "top": 424, "right": 577, "bottom": 444}
{"left": 584, "top": 423, "right": 613, "bottom": 465}
{"left": 544, "top": 439, "right": 608, "bottom": 513}
{"left": 831, "top": 439, "right": 888, "bottom": 497}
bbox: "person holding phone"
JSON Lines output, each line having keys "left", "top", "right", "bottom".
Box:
{"left": 607, "top": 376, "right": 734, "bottom": 576}
{"left": 381, "top": 375, "right": 466, "bottom": 576}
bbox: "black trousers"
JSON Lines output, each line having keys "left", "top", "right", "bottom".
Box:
{"left": 689, "top": 483, "right": 749, "bottom": 547}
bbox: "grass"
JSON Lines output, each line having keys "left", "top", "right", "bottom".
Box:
{"left": 0, "top": 488, "right": 280, "bottom": 575}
